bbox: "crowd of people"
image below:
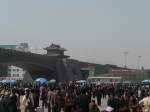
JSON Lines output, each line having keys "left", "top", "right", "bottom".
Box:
{"left": 0, "top": 82, "right": 149, "bottom": 112}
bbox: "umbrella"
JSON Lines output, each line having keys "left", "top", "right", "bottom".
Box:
{"left": 47, "top": 79, "right": 56, "bottom": 84}
{"left": 49, "top": 79, "right": 56, "bottom": 83}
{"left": 76, "top": 80, "right": 87, "bottom": 83}
{"left": 2, "top": 79, "right": 11, "bottom": 83}
{"left": 142, "top": 80, "right": 150, "bottom": 84}
{"left": 10, "top": 80, "right": 17, "bottom": 83}
{"left": 130, "top": 80, "right": 141, "bottom": 84}
{"left": 35, "top": 78, "right": 47, "bottom": 84}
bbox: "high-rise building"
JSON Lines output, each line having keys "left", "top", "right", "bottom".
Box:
{"left": 0, "top": 43, "right": 29, "bottom": 80}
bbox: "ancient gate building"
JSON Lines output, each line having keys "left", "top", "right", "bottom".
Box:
{"left": 0, "top": 43, "right": 83, "bottom": 82}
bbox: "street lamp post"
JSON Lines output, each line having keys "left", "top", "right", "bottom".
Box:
{"left": 124, "top": 52, "right": 128, "bottom": 68}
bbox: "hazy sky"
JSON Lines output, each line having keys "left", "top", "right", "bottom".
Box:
{"left": 0, "top": 0, "right": 150, "bottom": 69}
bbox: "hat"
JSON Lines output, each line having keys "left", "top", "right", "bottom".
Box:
{"left": 106, "top": 106, "right": 114, "bottom": 112}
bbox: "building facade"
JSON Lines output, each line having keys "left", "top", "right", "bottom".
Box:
{"left": 0, "top": 43, "right": 29, "bottom": 80}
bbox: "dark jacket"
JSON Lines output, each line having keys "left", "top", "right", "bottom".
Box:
{"left": 0, "top": 96, "right": 12, "bottom": 112}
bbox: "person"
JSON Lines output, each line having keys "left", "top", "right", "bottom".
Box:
{"left": 2, "top": 91, "right": 12, "bottom": 112}
{"left": 41, "top": 86, "right": 48, "bottom": 108}
{"left": 137, "top": 88, "right": 141, "bottom": 101}
{"left": 64, "top": 92, "right": 70, "bottom": 104}
{"left": 139, "top": 96, "right": 150, "bottom": 112}
{"left": 106, "top": 94, "right": 115, "bottom": 112}
{"left": 64, "top": 103, "right": 80, "bottom": 112}
{"left": 89, "top": 100, "right": 100, "bottom": 112}
{"left": 89, "top": 100, "right": 96, "bottom": 110}
{"left": 22, "top": 89, "right": 34, "bottom": 112}
{"left": 75, "top": 89, "right": 91, "bottom": 112}
{"left": 0, "top": 90, "right": 5, "bottom": 111}
{"left": 48, "top": 88, "right": 60, "bottom": 112}
{"left": 96, "top": 86, "right": 102, "bottom": 106}
{"left": 119, "top": 94, "right": 130, "bottom": 112}
{"left": 47, "top": 88, "right": 53, "bottom": 112}
{"left": 33, "top": 86, "right": 40, "bottom": 108}
{"left": 9, "top": 89, "right": 18, "bottom": 112}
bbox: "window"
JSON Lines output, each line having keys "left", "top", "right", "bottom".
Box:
{"left": 8, "top": 69, "right": 11, "bottom": 72}
{"left": 13, "top": 69, "right": 16, "bottom": 71}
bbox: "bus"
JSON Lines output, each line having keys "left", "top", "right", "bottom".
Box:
{"left": 87, "top": 76, "right": 123, "bottom": 84}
